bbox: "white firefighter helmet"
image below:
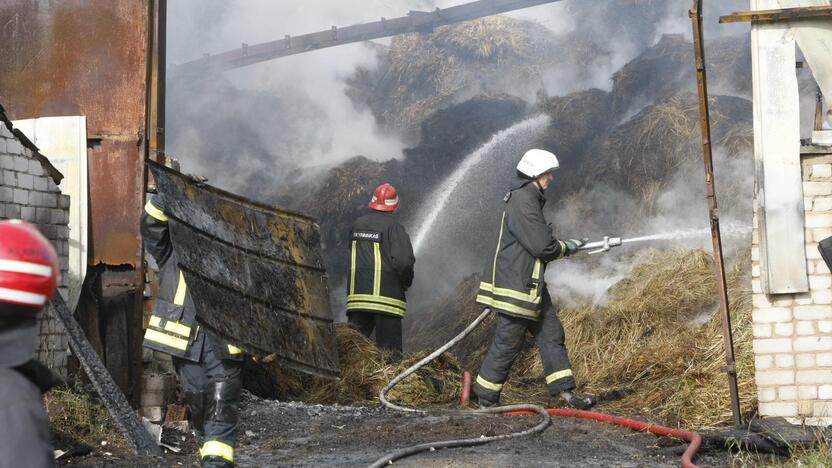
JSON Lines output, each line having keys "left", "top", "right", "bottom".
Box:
{"left": 516, "top": 149, "right": 560, "bottom": 179}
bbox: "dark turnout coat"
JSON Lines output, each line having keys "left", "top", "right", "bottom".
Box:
{"left": 347, "top": 211, "right": 415, "bottom": 318}
{"left": 0, "top": 361, "right": 60, "bottom": 468}
{"left": 476, "top": 181, "right": 569, "bottom": 321}
{"left": 141, "top": 194, "right": 242, "bottom": 362}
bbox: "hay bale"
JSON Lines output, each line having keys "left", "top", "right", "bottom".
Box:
{"left": 584, "top": 91, "right": 752, "bottom": 218}
{"left": 353, "top": 16, "right": 554, "bottom": 132}
{"left": 506, "top": 249, "right": 755, "bottom": 428}
{"left": 408, "top": 248, "right": 754, "bottom": 429}
{"left": 270, "top": 325, "right": 463, "bottom": 406}
{"left": 610, "top": 33, "right": 751, "bottom": 115}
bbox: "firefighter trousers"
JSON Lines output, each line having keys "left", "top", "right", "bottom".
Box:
{"left": 347, "top": 311, "right": 403, "bottom": 354}
{"left": 173, "top": 340, "right": 242, "bottom": 468}
{"left": 473, "top": 290, "right": 576, "bottom": 404}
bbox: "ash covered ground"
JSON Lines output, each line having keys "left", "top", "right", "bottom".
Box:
{"left": 60, "top": 392, "right": 732, "bottom": 467}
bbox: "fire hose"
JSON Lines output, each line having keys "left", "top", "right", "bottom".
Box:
{"left": 371, "top": 303, "right": 703, "bottom": 468}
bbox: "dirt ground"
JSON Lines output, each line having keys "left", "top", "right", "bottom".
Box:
{"left": 60, "top": 392, "right": 734, "bottom": 467}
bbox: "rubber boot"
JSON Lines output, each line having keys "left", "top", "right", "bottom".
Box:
{"left": 202, "top": 456, "right": 233, "bottom": 468}
{"left": 478, "top": 397, "right": 499, "bottom": 409}
{"left": 184, "top": 391, "right": 207, "bottom": 442}
{"left": 201, "top": 380, "right": 241, "bottom": 468}
{"left": 559, "top": 392, "right": 597, "bottom": 410}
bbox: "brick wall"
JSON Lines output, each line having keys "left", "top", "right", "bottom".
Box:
{"left": 0, "top": 110, "right": 71, "bottom": 377}
{"left": 752, "top": 147, "right": 832, "bottom": 425}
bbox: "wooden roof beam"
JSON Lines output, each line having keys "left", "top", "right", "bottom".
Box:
{"left": 720, "top": 5, "right": 832, "bottom": 23}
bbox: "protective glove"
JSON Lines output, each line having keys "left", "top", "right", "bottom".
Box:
{"left": 562, "top": 239, "right": 585, "bottom": 256}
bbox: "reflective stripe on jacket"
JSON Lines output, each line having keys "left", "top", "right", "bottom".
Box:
{"left": 141, "top": 195, "right": 243, "bottom": 361}
{"left": 347, "top": 211, "right": 415, "bottom": 318}
{"left": 477, "top": 182, "right": 568, "bottom": 321}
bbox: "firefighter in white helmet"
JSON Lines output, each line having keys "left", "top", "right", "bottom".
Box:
{"left": 0, "top": 220, "right": 61, "bottom": 468}
{"left": 473, "top": 149, "right": 597, "bottom": 409}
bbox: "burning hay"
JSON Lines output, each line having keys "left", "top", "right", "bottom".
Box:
{"left": 372, "top": 16, "right": 553, "bottom": 130}
{"left": 268, "top": 326, "right": 462, "bottom": 406}
{"left": 585, "top": 91, "right": 752, "bottom": 218}
{"left": 406, "top": 248, "right": 754, "bottom": 429}
{"left": 547, "top": 249, "right": 754, "bottom": 429}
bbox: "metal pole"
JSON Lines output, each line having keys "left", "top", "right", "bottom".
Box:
{"left": 816, "top": 85, "right": 824, "bottom": 131}
{"left": 689, "top": 0, "right": 742, "bottom": 426}
{"left": 50, "top": 295, "right": 163, "bottom": 457}
{"left": 148, "top": 0, "right": 167, "bottom": 161}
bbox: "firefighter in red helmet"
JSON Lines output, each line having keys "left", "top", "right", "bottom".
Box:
{"left": 346, "top": 183, "right": 415, "bottom": 354}
{"left": 0, "top": 220, "right": 61, "bottom": 468}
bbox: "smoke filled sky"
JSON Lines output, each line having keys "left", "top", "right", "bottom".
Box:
{"left": 165, "top": 0, "right": 747, "bottom": 196}
{"left": 165, "top": 0, "right": 760, "bottom": 314}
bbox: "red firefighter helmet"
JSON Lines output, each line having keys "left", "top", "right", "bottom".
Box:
{"left": 0, "top": 220, "right": 59, "bottom": 310}
{"left": 368, "top": 183, "right": 400, "bottom": 212}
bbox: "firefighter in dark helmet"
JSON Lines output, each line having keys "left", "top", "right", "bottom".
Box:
{"left": 473, "top": 149, "right": 597, "bottom": 410}
{"left": 346, "top": 183, "right": 415, "bottom": 354}
{"left": 142, "top": 194, "right": 244, "bottom": 468}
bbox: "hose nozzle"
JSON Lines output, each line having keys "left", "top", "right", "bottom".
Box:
{"left": 578, "top": 236, "right": 622, "bottom": 255}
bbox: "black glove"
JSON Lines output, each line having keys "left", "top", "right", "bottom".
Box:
{"left": 562, "top": 239, "right": 585, "bottom": 256}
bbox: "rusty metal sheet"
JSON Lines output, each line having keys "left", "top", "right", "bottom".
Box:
{"left": 0, "top": 0, "right": 149, "bottom": 267}
{"left": 147, "top": 161, "right": 339, "bottom": 378}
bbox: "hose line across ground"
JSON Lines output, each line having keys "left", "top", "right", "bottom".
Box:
{"left": 372, "top": 307, "right": 702, "bottom": 468}
{"left": 504, "top": 408, "right": 702, "bottom": 468}
{"left": 372, "top": 308, "right": 553, "bottom": 468}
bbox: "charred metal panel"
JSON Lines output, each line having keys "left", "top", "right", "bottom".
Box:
{"left": 148, "top": 162, "right": 339, "bottom": 378}
{"left": 0, "top": 0, "right": 149, "bottom": 267}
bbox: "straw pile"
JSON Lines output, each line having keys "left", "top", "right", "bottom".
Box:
{"left": 610, "top": 33, "right": 751, "bottom": 113}
{"left": 513, "top": 249, "right": 755, "bottom": 429}
{"left": 406, "top": 248, "right": 754, "bottom": 429}
{"left": 267, "top": 325, "right": 462, "bottom": 406}
{"left": 534, "top": 89, "right": 614, "bottom": 182}
{"left": 378, "top": 16, "right": 552, "bottom": 130}
{"left": 586, "top": 91, "right": 752, "bottom": 216}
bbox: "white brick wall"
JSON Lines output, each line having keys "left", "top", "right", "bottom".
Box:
{"left": 0, "top": 115, "right": 70, "bottom": 377}
{"left": 752, "top": 152, "right": 832, "bottom": 425}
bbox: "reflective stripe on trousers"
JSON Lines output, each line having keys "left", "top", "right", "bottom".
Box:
{"left": 475, "top": 300, "right": 576, "bottom": 402}
{"left": 201, "top": 440, "right": 234, "bottom": 462}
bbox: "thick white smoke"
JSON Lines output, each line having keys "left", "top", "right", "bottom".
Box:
{"left": 166, "top": 1, "right": 462, "bottom": 197}
{"left": 546, "top": 148, "right": 754, "bottom": 306}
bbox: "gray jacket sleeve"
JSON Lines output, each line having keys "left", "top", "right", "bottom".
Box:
{"left": 0, "top": 370, "right": 54, "bottom": 468}
{"left": 389, "top": 223, "right": 415, "bottom": 288}
{"left": 506, "top": 190, "right": 565, "bottom": 263}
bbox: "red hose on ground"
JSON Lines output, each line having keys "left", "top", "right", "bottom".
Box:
{"left": 459, "top": 371, "right": 472, "bottom": 406}
{"left": 503, "top": 408, "right": 702, "bottom": 468}
{"left": 461, "top": 372, "right": 701, "bottom": 468}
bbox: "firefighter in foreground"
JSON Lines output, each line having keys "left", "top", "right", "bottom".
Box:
{"left": 0, "top": 220, "right": 61, "bottom": 468}
{"left": 473, "top": 149, "right": 597, "bottom": 410}
{"left": 142, "top": 195, "right": 244, "bottom": 468}
{"left": 346, "top": 183, "right": 415, "bottom": 354}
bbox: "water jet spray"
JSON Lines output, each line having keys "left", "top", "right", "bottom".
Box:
{"left": 577, "top": 224, "right": 753, "bottom": 255}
